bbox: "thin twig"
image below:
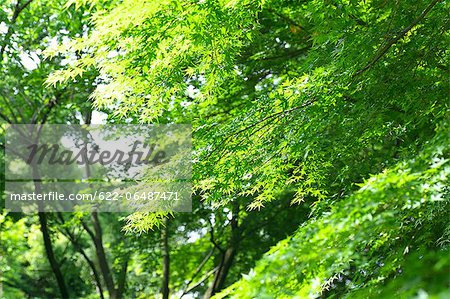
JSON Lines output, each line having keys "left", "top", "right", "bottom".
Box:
{"left": 207, "top": 99, "right": 316, "bottom": 159}
{"left": 353, "top": 0, "right": 442, "bottom": 77}
{"left": 0, "top": 0, "right": 34, "bottom": 63}
{"left": 180, "top": 248, "right": 215, "bottom": 297}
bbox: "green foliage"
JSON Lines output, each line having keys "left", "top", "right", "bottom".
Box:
{"left": 0, "top": 212, "right": 93, "bottom": 298}
{"left": 216, "top": 120, "right": 450, "bottom": 298}
{"left": 2, "top": 0, "right": 449, "bottom": 298}
{"left": 48, "top": 0, "right": 449, "bottom": 210}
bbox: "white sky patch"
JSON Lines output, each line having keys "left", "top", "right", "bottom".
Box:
{"left": 185, "top": 84, "right": 199, "bottom": 99}
{"left": 107, "top": 50, "right": 119, "bottom": 59}
{"left": 62, "top": 36, "right": 71, "bottom": 46}
{"left": 0, "top": 22, "right": 8, "bottom": 34}
{"left": 48, "top": 36, "right": 58, "bottom": 49}
{"left": 180, "top": 101, "right": 192, "bottom": 108}
{"left": 75, "top": 110, "right": 108, "bottom": 124}
{"left": 19, "top": 52, "right": 40, "bottom": 71}
{"left": 91, "top": 110, "right": 107, "bottom": 124}
{"left": 234, "top": 65, "right": 242, "bottom": 75}
{"left": 61, "top": 52, "right": 78, "bottom": 67}
{"left": 187, "top": 231, "right": 201, "bottom": 243}
{"left": 58, "top": 125, "right": 160, "bottom": 179}
{"left": 273, "top": 76, "right": 282, "bottom": 85}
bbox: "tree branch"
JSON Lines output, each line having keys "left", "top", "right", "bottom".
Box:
{"left": 180, "top": 267, "right": 219, "bottom": 297}
{"left": 266, "top": 8, "right": 304, "bottom": 29}
{"left": 207, "top": 99, "right": 316, "bottom": 159}
{"left": 207, "top": 217, "right": 224, "bottom": 253}
{"left": 354, "top": 0, "right": 442, "bottom": 77}
{"left": 180, "top": 247, "right": 215, "bottom": 297}
{"left": 57, "top": 214, "right": 105, "bottom": 299}
{"left": 0, "top": 0, "right": 34, "bottom": 64}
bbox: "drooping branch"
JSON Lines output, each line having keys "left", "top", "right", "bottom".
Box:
{"left": 354, "top": 0, "right": 442, "bottom": 77}
{"left": 0, "top": 0, "right": 35, "bottom": 64}
{"left": 207, "top": 98, "right": 316, "bottom": 160}
{"left": 57, "top": 214, "right": 105, "bottom": 299}
{"left": 180, "top": 247, "right": 215, "bottom": 297}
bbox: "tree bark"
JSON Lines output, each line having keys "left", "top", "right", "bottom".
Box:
{"left": 82, "top": 108, "right": 119, "bottom": 299}
{"left": 57, "top": 214, "right": 105, "bottom": 299}
{"left": 161, "top": 218, "right": 170, "bottom": 299}
{"left": 117, "top": 256, "right": 129, "bottom": 299}
{"left": 204, "top": 202, "right": 240, "bottom": 298}
{"left": 87, "top": 212, "right": 117, "bottom": 299}
{"left": 33, "top": 166, "right": 69, "bottom": 298}
{"left": 38, "top": 212, "right": 70, "bottom": 298}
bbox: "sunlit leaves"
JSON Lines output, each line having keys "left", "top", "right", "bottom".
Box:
{"left": 45, "top": 0, "right": 449, "bottom": 297}
{"left": 220, "top": 122, "right": 450, "bottom": 298}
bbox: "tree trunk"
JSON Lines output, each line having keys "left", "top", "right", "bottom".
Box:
{"left": 117, "top": 256, "right": 129, "bottom": 299}
{"left": 204, "top": 202, "right": 240, "bottom": 298}
{"left": 204, "top": 247, "right": 236, "bottom": 298}
{"left": 161, "top": 218, "right": 170, "bottom": 299}
{"left": 38, "top": 212, "right": 69, "bottom": 298}
{"left": 58, "top": 214, "right": 105, "bottom": 299}
{"left": 33, "top": 165, "right": 69, "bottom": 298}
{"left": 82, "top": 109, "right": 118, "bottom": 299}
{"left": 91, "top": 211, "right": 117, "bottom": 299}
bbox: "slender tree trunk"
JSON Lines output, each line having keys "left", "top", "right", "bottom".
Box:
{"left": 58, "top": 214, "right": 105, "bottom": 299}
{"left": 81, "top": 207, "right": 118, "bottom": 299}
{"left": 117, "top": 256, "right": 129, "bottom": 299}
{"left": 211, "top": 247, "right": 236, "bottom": 292}
{"left": 203, "top": 247, "right": 237, "bottom": 299}
{"left": 161, "top": 218, "right": 170, "bottom": 299}
{"left": 76, "top": 241, "right": 105, "bottom": 299}
{"left": 33, "top": 166, "right": 69, "bottom": 298}
{"left": 91, "top": 210, "right": 117, "bottom": 299}
{"left": 38, "top": 213, "right": 69, "bottom": 298}
{"left": 82, "top": 112, "right": 118, "bottom": 299}
{"left": 204, "top": 202, "right": 240, "bottom": 298}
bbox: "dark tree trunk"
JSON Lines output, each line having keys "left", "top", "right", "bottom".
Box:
{"left": 117, "top": 256, "right": 129, "bottom": 299}
{"left": 82, "top": 109, "right": 118, "bottom": 299}
{"left": 161, "top": 218, "right": 170, "bottom": 299}
{"left": 38, "top": 212, "right": 69, "bottom": 298}
{"left": 204, "top": 201, "right": 240, "bottom": 298}
{"left": 58, "top": 214, "right": 105, "bottom": 299}
{"left": 33, "top": 165, "right": 69, "bottom": 298}
{"left": 91, "top": 212, "right": 117, "bottom": 299}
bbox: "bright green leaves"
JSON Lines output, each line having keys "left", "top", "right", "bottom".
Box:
{"left": 220, "top": 119, "right": 450, "bottom": 298}
{"left": 47, "top": 0, "right": 448, "bottom": 210}
{"left": 42, "top": 0, "right": 450, "bottom": 296}
{"left": 47, "top": 0, "right": 261, "bottom": 122}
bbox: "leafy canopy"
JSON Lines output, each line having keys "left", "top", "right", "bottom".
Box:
{"left": 47, "top": 0, "right": 449, "bottom": 297}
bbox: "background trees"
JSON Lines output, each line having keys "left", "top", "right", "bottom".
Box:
{"left": 1, "top": 0, "right": 449, "bottom": 298}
